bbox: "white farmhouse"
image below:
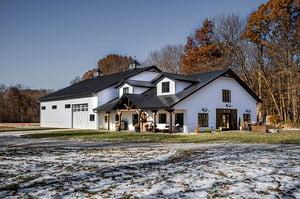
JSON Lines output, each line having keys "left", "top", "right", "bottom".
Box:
{"left": 39, "top": 65, "right": 261, "bottom": 133}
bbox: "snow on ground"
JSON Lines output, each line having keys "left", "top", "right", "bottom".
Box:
{"left": 0, "top": 144, "right": 299, "bottom": 199}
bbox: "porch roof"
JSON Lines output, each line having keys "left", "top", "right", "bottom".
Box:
{"left": 93, "top": 91, "right": 177, "bottom": 112}
{"left": 93, "top": 98, "right": 119, "bottom": 112}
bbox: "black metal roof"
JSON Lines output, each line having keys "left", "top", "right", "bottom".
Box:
{"left": 153, "top": 72, "right": 200, "bottom": 83}
{"left": 39, "top": 66, "right": 161, "bottom": 102}
{"left": 41, "top": 66, "right": 261, "bottom": 110}
{"left": 94, "top": 68, "right": 261, "bottom": 112}
{"left": 116, "top": 79, "right": 155, "bottom": 89}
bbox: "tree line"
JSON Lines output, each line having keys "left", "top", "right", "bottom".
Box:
{"left": 4, "top": 0, "right": 298, "bottom": 125}
{"left": 79, "top": 0, "right": 299, "bottom": 126}
{"left": 0, "top": 84, "right": 51, "bottom": 123}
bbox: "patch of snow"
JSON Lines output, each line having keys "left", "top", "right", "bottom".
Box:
{"left": 0, "top": 145, "right": 299, "bottom": 198}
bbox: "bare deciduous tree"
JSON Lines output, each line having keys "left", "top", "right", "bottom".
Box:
{"left": 144, "top": 44, "right": 184, "bottom": 74}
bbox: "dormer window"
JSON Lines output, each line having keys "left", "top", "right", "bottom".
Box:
{"left": 157, "top": 78, "right": 175, "bottom": 96}
{"left": 119, "top": 84, "right": 133, "bottom": 96}
{"left": 123, "top": 87, "right": 129, "bottom": 94}
{"left": 162, "top": 82, "right": 170, "bottom": 93}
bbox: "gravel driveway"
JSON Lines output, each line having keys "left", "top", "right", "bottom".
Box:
{"left": 0, "top": 130, "right": 299, "bottom": 198}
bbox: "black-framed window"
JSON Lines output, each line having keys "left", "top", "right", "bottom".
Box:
{"left": 52, "top": 105, "right": 57, "bottom": 109}
{"left": 123, "top": 87, "right": 129, "bottom": 94}
{"left": 115, "top": 114, "right": 119, "bottom": 122}
{"left": 41, "top": 106, "right": 46, "bottom": 110}
{"left": 162, "top": 82, "right": 170, "bottom": 93}
{"left": 159, "top": 113, "right": 167, "bottom": 123}
{"left": 198, "top": 113, "right": 209, "bottom": 127}
{"left": 104, "top": 115, "right": 108, "bottom": 123}
{"left": 243, "top": 114, "right": 251, "bottom": 123}
{"left": 175, "top": 113, "right": 184, "bottom": 126}
{"left": 222, "top": 89, "right": 231, "bottom": 102}
{"left": 65, "top": 104, "right": 71, "bottom": 109}
{"left": 132, "top": 114, "right": 138, "bottom": 125}
{"left": 90, "top": 114, "right": 95, "bottom": 121}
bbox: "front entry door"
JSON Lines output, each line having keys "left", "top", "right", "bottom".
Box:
{"left": 222, "top": 113, "right": 230, "bottom": 130}
{"left": 216, "top": 109, "right": 237, "bottom": 130}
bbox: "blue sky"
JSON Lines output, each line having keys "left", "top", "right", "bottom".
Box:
{"left": 0, "top": 0, "right": 268, "bottom": 90}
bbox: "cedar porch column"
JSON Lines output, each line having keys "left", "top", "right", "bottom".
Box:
{"left": 151, "top": 110, "right": 158, "bottom": 132}
{"left": 118, "top": 111, "right": 123, "bottom": 131}
{"left": 106, "top": 111, "right": 111, "bottom": 131}
{"left": 166, "top": 108, "right": 174, "bottom": 133}
{"left": 135, "top": 109, "right": 142, "bottom": 132}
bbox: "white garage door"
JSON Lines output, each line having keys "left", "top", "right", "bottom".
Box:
{"left": 72, "top": 104, "right": 89, "bottom": 129}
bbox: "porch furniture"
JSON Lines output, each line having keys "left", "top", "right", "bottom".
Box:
{"left": 156, "top": 123, "right": 169, "bottom": 132}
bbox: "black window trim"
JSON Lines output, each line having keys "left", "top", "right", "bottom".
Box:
{"left": 90, "top": 114, "right": 95, "bottom": 121}
{"left": 161, "top": 81, "right": 170, "bottom": 93}
{"left": 65, "top": 104, "right": 71, "bottom": 109}
{"left": 222, "top": 89, "right": 231, "bottom": 103}
{"left": 198, "top": 113, "right": 209, "bottom": 127}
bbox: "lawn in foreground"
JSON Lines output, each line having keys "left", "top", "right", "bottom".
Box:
{"left": 25, "top": 130, "right": 300, "bottom": 144}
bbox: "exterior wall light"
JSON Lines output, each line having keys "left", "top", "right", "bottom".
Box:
{"left": 202, "top": 107, "right": 209, "bottom": 112}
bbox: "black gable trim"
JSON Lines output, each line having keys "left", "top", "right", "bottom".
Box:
{"left": 224, "top": 70, "right": 262, "bottom": 103}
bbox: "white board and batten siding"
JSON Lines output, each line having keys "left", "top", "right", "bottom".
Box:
{"left": 128, "top": 71, "right": 159, "bottom": 81}
{"left": 40, "top": 96, "right": 98, "bottom": 129}
{"left": 97, "top": 86, "right": 119, "bottom": 106}
{"left": 175, "top": 76, "right": 258, "bottom": 132}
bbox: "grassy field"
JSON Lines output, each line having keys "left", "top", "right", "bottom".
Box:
{"left": 24, "top": 130, "right": 300, "bottom": 144}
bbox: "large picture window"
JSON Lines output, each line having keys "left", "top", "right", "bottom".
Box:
{"left": 162, "top": 82, "right": 170, "bottom": 93}
{"left": 175, "top": 113, "right": 184, "bottom": 126}
{"left": 198, "top": 113, "right": 209, "bottom": 127}
{"left": 159, "top": 113, "right": 167, "bottom": 123}
{"left": 222, "top": 89, "right": 231, "bottom": 102}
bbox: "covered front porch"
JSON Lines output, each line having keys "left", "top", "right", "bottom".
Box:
{"left": 94, "top": 95, "right": 185, "bottom": 133}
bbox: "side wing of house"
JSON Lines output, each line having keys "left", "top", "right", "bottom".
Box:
{"left": 174, "top": 76, "right": 258, "bottom": 132}
{"left": 40, "top": 96, "right": 98, "bottom": 129}
{"left": 40, "top": 65, "right": 162, "bottom": 130}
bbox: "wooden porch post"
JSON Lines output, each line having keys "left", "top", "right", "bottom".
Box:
{"left": 151, "top": 110, "right": 157, "bottom": 132}
{"left": 166, "top": 109, "right": 174, "bottom": 133}
{"left": 106, "top": 111, "right": 111, "bottom": 131}
{"left": 135, "top": 109, "right": 142, "bottom": 132}
{"left": 118, "top": 111, "right": 123, "bottom": 131}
